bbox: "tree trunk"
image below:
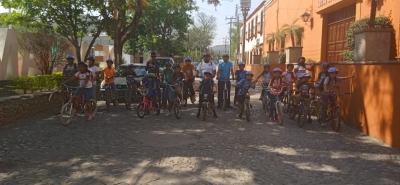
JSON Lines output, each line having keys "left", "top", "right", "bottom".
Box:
{"left": 369, "top": 0, "right": 377, "bottom": 28}
{"left": 290, "top": 33, "right": 295, "bottom": 46}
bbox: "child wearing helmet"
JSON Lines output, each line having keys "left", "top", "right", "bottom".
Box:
{"left": 182, "top": 57, "right": 196, "bottom": 104}
{"left": 235, "top": 71, "right": 256, "bottom": 119}
{"left": 63, "top": 55, "right": 78, "bottom": 86}
{"left": 267, "top": 68, "right": 288, "bottom": 121}
{"left": 165, "top": 63, "right": 186, "bottom": 116}
{"left": 254, "top": 64, "right": 272, "bottom": 100}
{"left": 61, "top": 62, "right": 95, "bottom": 121}
{"left": 139, "top": 73, "right": 159, "bottom": 114}
{"left": 234, "top": 62, "right": 247, "bottom": 106}
{"left": 122, "top": 64, "right": 138, "bottom": 88}
{"left": 102, "top": 58, "right": 119, "bottom": 105}
{"left": 87, "top": 56, "right": 101, "bottom": 100}
{"left": 320, "top": 67, "right": 354, "bottom": 126}
{"left": 293, "top": 73, "right": 314, "bottom": 123}
{"left": 196, "top": 69, "right": 217, "bottom": 118}
{"left": 314, "top": 62, "right": 330, "bottom": 94}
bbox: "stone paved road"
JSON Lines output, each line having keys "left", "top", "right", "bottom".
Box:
{"left": 1, "top": 88, "right": 400, "bottom": 185}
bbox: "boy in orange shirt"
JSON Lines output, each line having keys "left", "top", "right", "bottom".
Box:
{"left": 182, "top": 57, "right": 196, "bottom": 105}
{"left": 103, "top": 58, "right": 119, "bottom": 105}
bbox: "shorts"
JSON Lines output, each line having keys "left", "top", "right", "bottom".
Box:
{"left": 75, "top": 87, "right": 94, "bottom": 101}
{"left": 237, "top": 94, "right": 246, "bottom": 105}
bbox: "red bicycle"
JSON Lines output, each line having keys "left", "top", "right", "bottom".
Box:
{"left": 136, "top": 89, "right": 160, "bottom": 118}
{"left": 316, "top": 92, "right": 350, "bottom": 132}
{"left": 60, "top": 85, "right": 98, "bottom": 125}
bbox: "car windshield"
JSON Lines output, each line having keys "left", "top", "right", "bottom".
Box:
{"left": 156, "top": 59, "right": 172, "bottom": 67}
{"left": 116, "top": 65, "right": 146, "bottom": 77}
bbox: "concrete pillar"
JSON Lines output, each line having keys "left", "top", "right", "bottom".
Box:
{"left": 286, "top": 47, "right": 303, "bottom": 64}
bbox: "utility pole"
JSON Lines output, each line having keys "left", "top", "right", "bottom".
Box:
{"left": 226, "top": 16, "right": 236, "bottom": 59}
{"left": 236, "top": 4, "right": 240, "bottom": 63}
{"left": 223, "top": 37, "right": 229, "bottom": 53}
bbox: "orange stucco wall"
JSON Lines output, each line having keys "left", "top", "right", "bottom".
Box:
{"left": 263, "top": 0, "right": 400, "bottom": 61}
{"left": 243, "top": 63, "right": 400, "bottom": 150}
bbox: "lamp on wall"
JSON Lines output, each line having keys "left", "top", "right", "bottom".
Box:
{"left": 300, "top": 11, "right": 314, "bottom": 29}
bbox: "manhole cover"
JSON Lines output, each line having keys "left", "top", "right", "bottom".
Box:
{"left": 135, "top": 131, "right": 197, "bottom": 148}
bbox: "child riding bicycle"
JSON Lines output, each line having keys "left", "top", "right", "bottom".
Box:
{"left": 254, "top": 64, "right": 272, "bottom": 100}
{"left": 235, "top": 71, "right": 256, "bottom": 119}
{"left": 182, "top": 57, "right": 196, "bottom": 104}
{"left": 165, "top": 63, "right": 186, "bottom": 116}
{"left": 139, "top": 73, "right": 159, "bottom": 112}
{"left": 234, "top": 62, "right": 247, "bottom": 106}
{"left": 60, "top": 62, "right": 94, "bottom": 121}
{"left": 196, "top": 70, "right": 217, "bottom": 118}
{"left": 103, "top": 58, "right": 119, "bottom": 105}
{"left": 292, "top": 73, "right": 314, "bottom": 123}
{"left": 320, "top": 67, "right": 354, "bottom": 126}
{"left": 268, "top": 68, "right": 288, "bottom": 121}
{"left": 160, "top": 62, "right": 173, "bottom": 109}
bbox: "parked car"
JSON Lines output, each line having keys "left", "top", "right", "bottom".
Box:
{"left": 100, "top": 63, "right": 147, "bottom": 100}
{"left": 192, "top": 62, "right": 199, "bottom": 68}
{"left": 155, "top": 57, "right": 175, "bottom": 71}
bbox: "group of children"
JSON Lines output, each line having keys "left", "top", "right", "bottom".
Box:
{"left": 60, "top": 54, "right": 353, "bottom": 123}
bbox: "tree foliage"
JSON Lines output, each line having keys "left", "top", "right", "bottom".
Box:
{"left": 280, "top": 18, "right": 304, "bottom": 46}
{"left": 18, "top": 31, "right": 72, "bottom": 75}
{"left": 0, "top": 0, "right": 104, "bottom": 62}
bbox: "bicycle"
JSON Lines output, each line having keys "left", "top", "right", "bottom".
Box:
{"left": 244, "top": 90, "right": 252, "bottom": 122}
{"left": 136, "top": 89, "right": 160, "bottom": 118}
{"left": 261, "top": 83, "right": 271, "bottom": 114}
{"left": 316, "top": 91, "right": 350, "bottom": 132}
{"left": 269, "top": 86, "right": 288, "bottom": 125}
{"left": 183, "top": 79, "right": 196, "bottom": 107}
{"left": 289, "top": 88, "right": 313, "bottom": 128}
{"left": 49, "top": 85, "right": 77, "bottom": 115}
{"left": 282, "top": 84, "right": 294, "bottom": 114}
{"left": 104, "top": 77, "right": 117, "bottom": 112}
{"left": 60, "top": 85, "right": 98, "bottom": 125}
{"left": 220, "top": 79, "right": 231, "bottom": 111}
{"left": 166, "top": 81, "right": 184, "bottom": 119}
{"left": 199, "top": 93, "right": 214, "bottom": 121}
{"left": 125, "top": 83, "right": 138, "bottom": 110}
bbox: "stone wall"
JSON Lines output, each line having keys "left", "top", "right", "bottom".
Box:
{"left": 0, "top": 92, "right": 51, "bottom": 126}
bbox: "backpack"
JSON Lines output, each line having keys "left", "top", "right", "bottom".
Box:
{"left": 63, "top": 63, "right": 77, "bottom": 73}
{"left": 317, "top": 72, "right": 329, "bottom": 91}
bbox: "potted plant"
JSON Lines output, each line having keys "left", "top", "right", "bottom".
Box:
{"left": 281, "top": 18, "right": 304, "bottom": 64}
{"left": 353, "top": 0, "right": 394, "bottom": 61}
{"left": 266, "top": 32, "right": 279, "bottom": 64}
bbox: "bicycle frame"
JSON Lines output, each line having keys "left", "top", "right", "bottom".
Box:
{"left": 139, "top": 90, "right": 154, "bottom": 110}
{"left": 64, "top": 85, "right": 86, "bottom": 111}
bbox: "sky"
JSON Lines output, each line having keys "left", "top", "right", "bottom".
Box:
{"left": 0, "top": 0, "right": 264, "bottom": 46}
{"left": 195, "top": 0, "right": 264, "bottom": 46}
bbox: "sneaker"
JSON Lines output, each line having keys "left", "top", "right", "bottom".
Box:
{"left": 190, "top": 96, "right": 195, "bottom": 103}
{"left": 165, "top": 112, "right": 170, "bottom": 116}
{"left": 87, "top": 114, "right": 93, "bottom": 121}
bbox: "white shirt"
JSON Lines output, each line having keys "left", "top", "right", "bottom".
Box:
{"left": 75, "top": 72, "right": 93, "bottom": 88}
{"left": 88, "top": 66, "right": 100, "bottom": 85}
{"left": 196, "top": 61, "right": 216, "bottom": 77}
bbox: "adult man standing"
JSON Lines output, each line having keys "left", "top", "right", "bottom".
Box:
{"left": 196, "top": 53, "right": 216, "bottom": 80}
{"left": 62, "top": 55, "right": 78, "bottom": 87}
{"left": 216, "top": 54, "right": 234, "bottom": 109}
{"left": 86, "top": 56, "right": 101, "bottom": 100}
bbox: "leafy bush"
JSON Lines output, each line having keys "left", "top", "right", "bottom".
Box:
{"left": 342, "top": 16, "right": 394, "bottom": 61}
{"left": 11, "top": 73, "right": 63, "bottom": 94}
{"left": 262, "top": 57, "right": 268, "bottom": 64}
{"left": 279, "top": 52, "right": 286, "bottom": 64}
{"left": 346, "top": 16, "right": 393, "bottom": 50}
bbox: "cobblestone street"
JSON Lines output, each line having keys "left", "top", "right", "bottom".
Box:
{"left": 1, "top": 88, "right": 400, "bottom": 185}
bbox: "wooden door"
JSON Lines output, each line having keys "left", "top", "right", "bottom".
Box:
{"left": 326, "top": 4, "right": 356, "bottom": 62}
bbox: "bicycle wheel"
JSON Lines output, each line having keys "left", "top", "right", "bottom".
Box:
{"left": 331, "top": 107, "right": 341, "bottom": 132}
{"left": 137, "top": 103, "right": 146, "bottom": 118}
{"left": 60, "top": 102, "right": 74, "bottom": 125}
{"left": 84, "top": 100, "right": 98, "bottom": 117}
{"left": 105, "top": 88, "right": 111, "bottom": 112}
{"left": 202, "top": 104, "right": 207, "bottom": 121}
{"left": 262, "top": 96, "right": 268, "bottom": 110}
{"left": 49, "top": 91, "right": 65, "bottom": 115}
{"left": 283, "top": 93, "right": 291, "bottom": 114}
{"left": 289, "top": 103, "right": 297, "bottom": 120}
{"left": 125, "top": 88, "right": 132, "bottom": 110}
{"left": 297, "top": 104, "right": 308, "bottom": 128}
{"left": 276, "top": 102, "right": 283, "bottom": 125}
{"left": 245, "top": 101, "right": 250, "bottom": 122}
{"left": 174, "top": 99, "right": 182, "bottom": 119}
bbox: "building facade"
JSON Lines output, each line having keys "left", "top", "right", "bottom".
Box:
{"left": 261, "top": 0, "right": 400, "bottom": 62}
{"left": 240, "top": 1, "right": 266, "bottom": 64}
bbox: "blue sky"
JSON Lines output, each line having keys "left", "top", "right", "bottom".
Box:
{"left": 0, "top": 0, "right": 264, "bottom": 46}
{"left": 195, "top": 0, "right": 264, "bottom": 46}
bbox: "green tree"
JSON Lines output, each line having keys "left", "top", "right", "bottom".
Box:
{"left": 187, "top": 12, "right": 217, "bottom": 55}
{"left": 280, "top": 18, "right": 304, "bottom": 46}
{"left": 0, "top": 0, "right": 105, "bottom": 62}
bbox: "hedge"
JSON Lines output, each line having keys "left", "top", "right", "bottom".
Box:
{"left": 341, "top": 16, "right": 393, "bottom": 61}
{"left": 11, "top": 72, "right": 64, "bottom": 94}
